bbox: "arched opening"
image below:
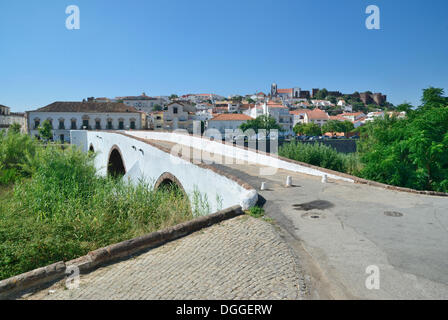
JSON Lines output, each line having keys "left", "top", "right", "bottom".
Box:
{"left": 89, "top": 144, "right": 95, "bottom": 153}
{"left": 154, "top": 172, "right": 191, "bottom": 213}
{"left": 108, "top": 147, "right": 126, "bottom": 177}
{"left": 154, "top": 172, "right": 187, "bottom": 197}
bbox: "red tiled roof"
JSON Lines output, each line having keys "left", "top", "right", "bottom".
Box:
{"left": 289, "top": 109, "right": 308, "bottom": 115}
{"left": 34, "top": 101, "right": 139, "bottom": 113}
{"left": 209, "top": 114, "right": 253, "bottom": 121}
{"left": 342, "top": 112, "right": 364, "bottom": 116}
{"left": 329, "top": 115, "right": 346, "bottom": 121}
{"left": 267, "top": 101, "right": 287, "bottom": 109}
{"left": 305, "top": 108, "right": 330, "bottom": 120}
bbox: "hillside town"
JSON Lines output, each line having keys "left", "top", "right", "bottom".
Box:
{"left": 1, "top": 83, "right": 406, "bottom": 143}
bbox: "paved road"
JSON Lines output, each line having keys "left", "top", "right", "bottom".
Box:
{"left": 26, "top": 216, "right": 306, "bottom": 300}
{"left": 150, "top": 139, "right": 448, "bottom": 299}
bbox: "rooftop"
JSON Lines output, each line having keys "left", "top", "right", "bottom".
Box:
{"left": 32, "top": 101, "right": 140, "bottom": 113}
{"left": 209, "top": 114, "right": 253, "bottom": 121}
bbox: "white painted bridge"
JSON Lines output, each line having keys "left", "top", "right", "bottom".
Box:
{"left": 70, "top": 130, "right": 352, "bottom": 214}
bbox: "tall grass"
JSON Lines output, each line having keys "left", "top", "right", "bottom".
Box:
{"left": 0, "top": 129, "right": 36, "bottom": 185}
{"left": 0, "top": 138, "right": 198, "bottom": 280}
{"left": 279, "top": 141, "right": 363, "bottom": 175}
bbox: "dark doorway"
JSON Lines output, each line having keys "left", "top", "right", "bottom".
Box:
{"left": 108, "top": 148, "right": 125, "bottom": 177}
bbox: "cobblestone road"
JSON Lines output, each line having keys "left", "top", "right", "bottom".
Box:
{"left": 27, "top": 216, "right": 306, "bottom": 300}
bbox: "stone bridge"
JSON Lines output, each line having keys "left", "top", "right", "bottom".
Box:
{"left": 70, "top": 130, "right": 261, "bottom": 213}
{"left": 67, "top": 130, "right": 448, "bottom": 299}
{"left": 70, "top": 130, "right": 352, "bottom": 214}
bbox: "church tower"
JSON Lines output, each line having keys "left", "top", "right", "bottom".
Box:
{"left": 271, "top": 83, "right": 278, "bottom": 97}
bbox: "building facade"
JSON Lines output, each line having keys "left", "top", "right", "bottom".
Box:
{"left": 207, "top": 114, "right": 253, "bottom": 136}
{"left": 0, "top": 104, "right": 27, "bottom": 132}
{"left": 27, "top": 101, "right": 145, "bottom": 142}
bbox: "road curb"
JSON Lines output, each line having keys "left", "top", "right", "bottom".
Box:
{"left": 0, "top": 205, "right": 244, "bottom": 300}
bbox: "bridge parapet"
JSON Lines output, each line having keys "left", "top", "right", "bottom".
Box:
{"left": 70, "top": 130, "right": 258, "bottom": 214}
{"left": 126, "top": 130, "right": 355, "bottom": 183}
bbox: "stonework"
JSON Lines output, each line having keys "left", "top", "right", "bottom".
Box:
{"left": 27, "top": 216, "right": 306, "bottom": 300}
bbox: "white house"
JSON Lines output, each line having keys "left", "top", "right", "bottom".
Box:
{"left": 0, "top": 104, "right": 27, "bottom": 133}
{"left": 26, "top": 101, "right": 145, "bottom": 142}
{"left": 118, "top": 93, "right": 166, "bottom": 113}
{"left": 290, "top": 108, "right": 330, "bottom": 128}
{"left": 243, "top": 101, "right": 292, "bottom": 136}
{"left": 162, "top": 102, "right": 196, "bottom": 132}
{"left": 341, "top": 112, "right": 366, "bottom": 122}
{"left": 207, "top": 113, "right": 253, "bottom": 136}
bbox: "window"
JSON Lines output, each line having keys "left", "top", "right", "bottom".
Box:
{"left": 34, "top": 120, "right": 40, "bottom": 129}
{"left": 59, "top": 120, "right": 65, "bottom": 129}
{"left": 119, "top": 121, "right": 124, "bottom": 130}
{"left": 130, "top": 121, "right": 135, "bottom": 129}
{"left": 82, "top": 120, "right": 89, "bottom": 130}
{"left": 156, "top": 116, "right": 161, "bottom": 120}
{"left": 95, "top": 120, "right": 101, "bottom": 130}
{"left": 71, "top": 120, "right": 77, "bottom": 130}
{"left": 107, "top": 121, "right": 113, "bottom": 130}
{"left": 173, "top": 107, "right": 178, "bottom": 114}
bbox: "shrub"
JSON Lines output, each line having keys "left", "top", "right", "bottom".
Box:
{"left": 0, "top": 143, "right": 196, "bottom": 280}
{"left": 279, "top": 141, "right": 363, "bottom": 175}
{"left": 0, "top": 130, "right": 37, "bottom": 185}
{"left": 247, "top": 206, "right": 265, "bottom": 218}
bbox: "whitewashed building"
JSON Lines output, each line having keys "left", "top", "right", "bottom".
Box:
{"left": 162, "top": 102, "right": 197, "bottom": 132}
{"left": 118, "top": 93, "right": 166, "bottom": 113}
{"left": 26, "top": 101, "right": 145, "bottom": 142}
{"left": 207, "top": 114, "right": 253, "bottom": 135}
{"left": 0, "top": 104, "right": 27, "bottom": 133}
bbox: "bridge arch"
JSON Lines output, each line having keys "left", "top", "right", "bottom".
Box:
{"left": 108, "top": 145, "right": 126, "bottom": 177}
{"left": 154, "top": 172, "right": 187, "bottom": 197}
{"left": 89, "top": 143, "right": 95, "bottom": 153}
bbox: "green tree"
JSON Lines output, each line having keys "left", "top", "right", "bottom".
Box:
{"left": 339, "top": 121, "right": 354, "bottom": 134}
{"left": 314, "top": 88, "right": 328, "bottom": 100}
{"left": 239, "top": 115, "right": 282, "bottom": 135}
{"left": 396, "top": 103, "right": 414, "bottom": 113}
{"left": 232, "top": 96, "right": 243, "bottom": 103}
{"left": 327, "top": 95, "right": 337, "bottom": 104}
{"left": 321, "top": 120, "right": 341, "bottom": 133}
{"left": 8, "top": 123, "right": 21, "bottom": 134}
{"left": 152, "top": 104, "right": 163, "bottom": 111}
{"left": 358, "top": 87, "right": 448, "bottom": 192}
{"left": 38, "top": 120, "right": 53, "bottom": 141}
{"left": 169, "top": 94, "right": 178, "bottom": 100}
{"left": 293, "top": 122, "right": 321, "bottom": 136}
{"left": 421, "top": 87, "right": 448, "bottom": 109}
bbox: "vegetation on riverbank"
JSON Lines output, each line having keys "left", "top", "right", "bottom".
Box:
{"left": 279, "top": 142, "right": 362, "bottom": 175}
{"left": 0, "top": 132, "right": 201, "bottom": 280}
{"left": 280, "top": 88, "right": 448, "bottom": 193}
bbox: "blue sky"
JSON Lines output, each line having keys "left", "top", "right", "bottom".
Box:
{"left": 1, "top": 0, "right": 447, "bottom": 111}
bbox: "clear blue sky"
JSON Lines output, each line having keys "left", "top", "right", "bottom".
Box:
{"left": 1, "top": 0, "right": 447, "bottom": 111}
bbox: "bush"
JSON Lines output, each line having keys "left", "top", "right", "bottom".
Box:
{"left": 279, "top": 141, "right": 361, "bottom": 174}
{"left": 0, "top": 143, "right": 196, "bottom": 280}
{"left": 247, "top": 206, "right": 265, "bottom": 218}
{"left": 0, "top": 130, "right": 37, "bottom": 185}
